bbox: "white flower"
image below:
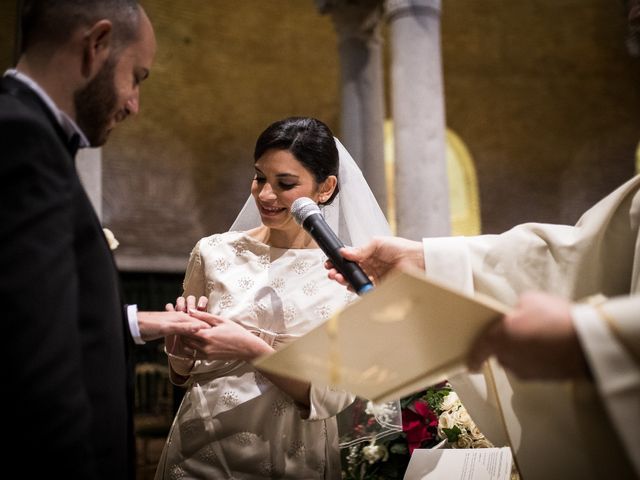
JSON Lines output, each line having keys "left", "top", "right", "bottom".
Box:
{"left": 440, "top": 391, "right": 460, "bottom": 411}
{"left": 455, "top": 433, "right": 474, "bottom": 449}
{"left": 365, "top": 401, "right": 398, "bottom": 425}
{"left": 453, "top": 407, "right": 473, "bottom": 429}
{"left": 471, "top": 438, "right": 494, "bottom": 448}
{"left": 438, "top": 410, "right": 456, "bottom": 430}
{"left": 362, "top": 444, "right": 389, "bottom": 464}
{"left": 103, "top": 228, "right": 119, "bottom": 250}
{"left": 470, "top": 424, "right": 486, "bottom": 440}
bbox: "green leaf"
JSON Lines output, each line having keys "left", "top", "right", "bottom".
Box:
{"left": 389, "top": 443, "right": 408, "bottom": 455}
{"left": 442, "top": 425, "right": 462, "bottom": 443}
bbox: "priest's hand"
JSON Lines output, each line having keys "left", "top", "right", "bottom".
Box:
{"left": 325, "top": 236, "right": 425, "bottom": 288}
{"left": 467, "top": 291, "right": 591, "bottom": 380}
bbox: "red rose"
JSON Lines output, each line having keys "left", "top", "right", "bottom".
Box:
{"left": 402, "top": 400, "right": 438, "bottom": 454}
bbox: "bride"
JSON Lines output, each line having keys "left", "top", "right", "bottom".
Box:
{"left": 155, "top": 117, "right": 400, "bottom": 479}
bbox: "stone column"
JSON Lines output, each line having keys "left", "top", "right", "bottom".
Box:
{"left": 316, "top": 0, "right": 388, "bottom": 213}
{"left": 76, "top": 148, "right": 102, "bottom": 221}
{"left": 386, "top": 0, "right": 450, "bottom": 239}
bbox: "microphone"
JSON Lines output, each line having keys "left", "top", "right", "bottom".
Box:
{"left": 291, "top": 197, "right": 373, "bottom": 295}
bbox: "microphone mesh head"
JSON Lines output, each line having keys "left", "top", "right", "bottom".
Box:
{"left": 291, "top": 197, "right": 321, "bottom": 225}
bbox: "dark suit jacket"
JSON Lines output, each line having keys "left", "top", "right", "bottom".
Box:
{"left": 0, "top": 75, "right": 135, "bottom": 479}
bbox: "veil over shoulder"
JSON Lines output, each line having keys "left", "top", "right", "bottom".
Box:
{"left": 229, "top": 137, "right": 402, "bottom": 447}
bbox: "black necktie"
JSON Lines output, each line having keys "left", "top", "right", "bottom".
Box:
{"left": 67, "top": 133, "right": 80, "bottom": 157}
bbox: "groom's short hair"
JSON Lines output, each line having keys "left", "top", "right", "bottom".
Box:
{"left": 19, "top": 0, "right": 141, "bottom": 55}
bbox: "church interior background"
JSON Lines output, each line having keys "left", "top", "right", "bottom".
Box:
{"left": 1, "top": 0, "right": 639, "bottom": 477}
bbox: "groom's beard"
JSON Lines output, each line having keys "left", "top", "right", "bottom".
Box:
{"left": 74, "top": 57, "right": 118, "bottom": 147}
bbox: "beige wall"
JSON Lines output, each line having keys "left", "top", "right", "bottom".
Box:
{"left": 105, "top": 0, "right": 340, "bottom": 270}
{"left": 441, "top": 0, "right": 640, "bottom": 233}
{"left": 2, "top": 0, "right": 638, "bottom": 269}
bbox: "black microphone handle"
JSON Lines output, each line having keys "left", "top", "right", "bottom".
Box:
{"left": 302, "top": 215, "right": 373, "bottom": 294}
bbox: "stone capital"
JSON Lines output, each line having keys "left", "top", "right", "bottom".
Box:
{"left": 315, "top": 0, "right": 385, "bottom": 39}
{"left": 385, "top": 0, "right": 441, "bottom": 18}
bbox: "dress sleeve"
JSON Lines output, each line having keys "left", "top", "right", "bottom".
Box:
{"left": 167, "top": 240, "right": 207, "bottom": 386}
{"left": 182, "top": 239, "right": 206, "bottom": 298}
{"left": 573, "top": 296, "right": 640, "bottom": 475}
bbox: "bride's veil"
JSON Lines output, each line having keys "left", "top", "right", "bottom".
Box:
{"left": 229, "top": 137, "right": 403, "bottom": 447}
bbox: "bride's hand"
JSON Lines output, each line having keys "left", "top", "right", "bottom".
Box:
{"left": 172, "top": 294, "right": 208, "bottom": 314}
{"left": 164, "top": 295, "right": 209, "bottom": 358}
{"left": 181, "top": 309, "right": 274, "bottom": 362}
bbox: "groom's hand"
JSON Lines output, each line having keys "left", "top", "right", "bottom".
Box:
{"left": 137, "top": 309, "right": 209, "bottom": 341}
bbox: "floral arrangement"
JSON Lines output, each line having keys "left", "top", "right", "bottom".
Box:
{"left": 341, "top": 381, "right": 493, "bottom": 480}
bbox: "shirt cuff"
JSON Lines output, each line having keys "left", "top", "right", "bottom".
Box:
{"left": 127, "top": 304, "right": 145, "bottom": 345}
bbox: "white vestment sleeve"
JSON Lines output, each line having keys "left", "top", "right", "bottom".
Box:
{"left": 422, "top": 236, "right": 511, "bottom": 448}
{"left": 422, "top": 236, "right": 474, "bottom": 294}
{"left": 573, "top": 298, "right": 640, "bottom": 475}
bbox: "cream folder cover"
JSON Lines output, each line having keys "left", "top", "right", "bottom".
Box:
{"left": 254, "top": 268, "right": 510, "bottom": 403}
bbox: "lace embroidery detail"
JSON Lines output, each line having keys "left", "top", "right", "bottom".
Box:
{"left": 213, "top": 257, "right": 230, "bottom": 273}
{"left": 169, "top": 465, "right": 186, "bottom": 480}
{"left": 207, "top": 234, "right": 222, "bottom": 247}
{"left": 254, "top": 371, "right": 270, "bottom": 386}
{"left": 220, "top": 391, "right": 240, "bottom": 408}
{"left": 259, "top": 254, "right": 271, "bottom": 269}
{"left": 260, "top": 460, "right": 274, "bottom": 476}
{"left": 197, "top": 445, "right": 218, "bottom": 464}
{"left": 270, "top": 277, "right": 285, "bottom": 292}
{"left": 314, "top": 458, "right": 326, "bottom": 474}
{"left": 251, "top": 300, "right": 268, "bottom": 321}
{"left": 283, "top": 304, "right": 296, "bottom": 323}
{"left": 287, "top": 440, "right": 306, "bottom": 458}
{"left": 302, "top": 281, "right": 318, "bottom": 296}
{"left": 315, "top": 304, "right": 331, "bottom": 321}
{"left": 237, "top": 276, "right": 254, "bottom": 290}
{"left": 217, "top": 293, "right": 233, "bottom": 310}
{"left": 231, "top": 240, "right": 247, "bottom": 256}
{"left": 234, "top": 431, "right": 258, "bottom": 446}
{"left": 205, "top": 280, "right": 219, "bottom": 296}
{"left": 272, "top": 397, "right": 293, "bottom": 416}
{"left": 291, "top": 258, "right": 311, "bottom": 275}
{"left": 181, "top": 420, "right": 199, "bottom": 437}
{"left": 345, "top": 290, "right": 357, "bottom": 304}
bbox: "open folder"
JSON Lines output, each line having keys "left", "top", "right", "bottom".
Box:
{"left": 254, "top": 268, "right": 511, "bottom": 403}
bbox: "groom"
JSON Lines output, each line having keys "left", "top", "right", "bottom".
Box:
{"left": 0, "top": 1, "right": 207, "bottom": 478}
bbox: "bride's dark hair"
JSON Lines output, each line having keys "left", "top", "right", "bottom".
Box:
{"left": 254, "top": 117, "right": 339, "bottom": 205}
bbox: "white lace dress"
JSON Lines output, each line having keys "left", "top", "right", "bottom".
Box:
{"left": 154, "top": 231, "right": 357, "bottom": 480}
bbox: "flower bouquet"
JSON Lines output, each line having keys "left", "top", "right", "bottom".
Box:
{"left": 341, "top": 381, "right": 493, "bottom": 480}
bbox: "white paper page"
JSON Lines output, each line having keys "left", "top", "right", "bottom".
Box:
{"left": 403, "top": 447, "right": 513, "bottom": 480}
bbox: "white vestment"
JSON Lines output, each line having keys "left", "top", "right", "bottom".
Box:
{"left": 422, "top": 175, "right": 640, "bottom": 479}
{"left": 155, "top": 232, "right": 358, "bottom": 479}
